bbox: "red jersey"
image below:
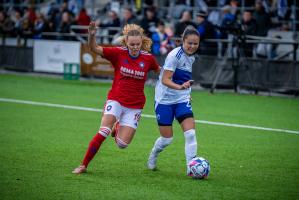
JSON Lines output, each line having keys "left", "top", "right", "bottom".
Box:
{"left": 103, "top": 47, "right": 159, "bottom": 109}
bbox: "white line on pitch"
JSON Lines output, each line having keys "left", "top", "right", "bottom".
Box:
{"left": 0, "top": 97, "right": 299, "bottom": 135}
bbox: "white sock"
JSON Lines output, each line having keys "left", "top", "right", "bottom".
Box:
{"left": 151, "top": 136, "right": 173, "bottom": 156}
{"left": 184, "top": 129, "right": 197, "bottom": 164}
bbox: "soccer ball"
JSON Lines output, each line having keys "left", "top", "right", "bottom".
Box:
{"left": 187, "top": 157, "right": 210, "bottom": 179}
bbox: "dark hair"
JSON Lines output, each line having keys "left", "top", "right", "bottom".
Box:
{"left": 157, "top": 20, "right": 165, "bottom": 26}
{"left": 123, "top": 7, "right": 133, "bottom": 13}
{"left": 182, "top": 26, "right": 200, "bottom": 41}
{"left": 244, "top": 10, "right": 252, "bottom": 14}
{"left": 146, "top": 6, "right": 156, "bottom": 13}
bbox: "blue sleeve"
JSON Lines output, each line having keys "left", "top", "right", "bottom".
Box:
{"left": 151, "top": 33, "right": 160, "bottom": 55}
{"left": 197, "top": 26, "right": 205, "bottom": 38}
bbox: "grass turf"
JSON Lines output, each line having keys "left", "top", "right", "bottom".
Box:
{"left": 0, "top": 74, "right": 299, "bottom": 200}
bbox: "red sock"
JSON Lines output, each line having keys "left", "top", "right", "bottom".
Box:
{"left": 82, "top": 133, "right": 106, "bottom": 167}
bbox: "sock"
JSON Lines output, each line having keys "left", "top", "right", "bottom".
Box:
{"left": 82, "top": 127, "right": 111, "bottom": 167}
{"left": 151, "top": 136, "right": 173, "bottom": 156}
{"left": 184, "top": 129, "right": 197, "bottom": 164}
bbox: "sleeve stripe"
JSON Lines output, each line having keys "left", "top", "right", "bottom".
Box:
{"left": 175, "top": 48, "right": 183, "bottom": 60}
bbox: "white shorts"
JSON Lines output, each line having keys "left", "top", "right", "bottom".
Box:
{"left": 103, "top": 100, "right": 142, "bottom": 130}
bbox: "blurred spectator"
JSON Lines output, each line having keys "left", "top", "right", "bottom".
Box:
{"left": 13, "top": 9, "right": 23, "bottom": 36}
{"left": 196, "top": 10, "right": 218, "bottom": 55}
{"left": 229, "top": 0, "right": 241, "bottom": 20}
{"left": 174, "top": 10, "right": 197, "bottom": 37}
{"left": 47, "top": 3, "right": 60, "bottom": 32}
{"left": 140, "top": 6, "right": 159, "bottom": 38}
{"left": 241, "top": 10, "right": 257, "bottom": 35}
{"left": 241, "top": 10, "right": 257, "bottom": 57}
{"left": 23, "top": 6, "right": 36, "bottom": 26}
{"left": 58, "top": 11, "right": 75, "bottom": 40}
{"left": 97, "top": 10, "right": 121, "bottom": 42}
{"left": 208, "top": 9, "right": 221, "bottom": 26}
{"left": 194, "top": 0, "right": 208, "bottom": 12}
{"left": 0, "top": 10, "right": 15, "bottom": 37}
{"left": 220, "top": 5, "right": 236, "bottom": 38}
{"left": 68, "top": 0, "right": 80, "bottom": 15}
{"left": 277, "top": 0, "right": 288, "bottom": 19}
{"left": 218, "top": 5, "right": 237, "bottom": 56}
{"left": 42, "top": 18, "right": 57, "bottom": 40}
{"left": 151, "top": 20, "right": 175, "bottom": 56}
{"left": 253, "top": 0, "right": 272, "bottom": 36}
{"left": 171, "top": 0, "right": 191, "bottom": 20}
{"left": 20, "top": 8, "right": 34, "bottom": 39}
{"left": 121, "top": 7, "right": 139, "bottom": 28}
{"left": 56, "top": 0, "right": 74, "bottom": 29}
{"left": 33, "top": 12, "right": 46, "bottom": 39}
{"left": 60, "top": 1, "right": 72, "bottom": 14}
{"left": 76, "top": 8, "right": 90, "bottom": 33}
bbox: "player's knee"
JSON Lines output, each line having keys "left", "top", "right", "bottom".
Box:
{"left": 98, "top": 126, "right": 112, "bottom": 138}
{"left": 115, "top": 137, "right": 128, "bottom": 149}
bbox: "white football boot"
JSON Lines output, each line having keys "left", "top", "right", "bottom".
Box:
{"left": 147, "top": 151, "right": 158, "bottom": 170}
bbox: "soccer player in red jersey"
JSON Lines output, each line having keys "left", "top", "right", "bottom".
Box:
{"left": 73, "top": 22, "right": 160, "bottom": 174}
{"left": 72, "top": 22, "right": 160, "bottom": 174}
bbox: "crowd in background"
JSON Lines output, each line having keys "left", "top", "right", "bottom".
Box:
{"left": 0, "top": 0, "right": 297, "bottom": 57}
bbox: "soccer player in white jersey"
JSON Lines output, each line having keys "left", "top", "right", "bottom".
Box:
{"left": 147, "top": 27, "right": 200, "bottom": 174}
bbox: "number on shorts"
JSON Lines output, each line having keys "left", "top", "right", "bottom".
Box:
{"left": 134, "top": 112, "right": 141, "bottom": 121}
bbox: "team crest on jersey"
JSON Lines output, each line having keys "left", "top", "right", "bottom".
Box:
{"left": 123, "top": 59, "right": 129, "bottom": 64}
{"left": 139, "top": 62, "right": 145, "bottom": 68}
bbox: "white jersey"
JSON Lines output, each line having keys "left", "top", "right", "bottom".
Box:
{"left": 155, "top": 46, "right": 195, "bottom": 104}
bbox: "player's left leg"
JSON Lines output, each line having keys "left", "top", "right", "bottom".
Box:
{"left": 180, "top": 118, "right": 197, "bottom": 164}
{"left": 175, "top": 101, "right": 197, "bottom": 167}
{"left": 147, "top": 103, "right": 175, "bottom": 170}
{"left": 113, "top": 106, "right": 142, "bottom": 149}
{"left": 114, "top": 125, "right": 136, "bottom": 148}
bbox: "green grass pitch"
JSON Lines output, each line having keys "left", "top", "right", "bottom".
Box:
{"left": 0, "top": 74, "right": 299, "bottom": 200}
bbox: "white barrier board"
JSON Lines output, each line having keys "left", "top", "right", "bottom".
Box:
{"left": 34, "top": 40, "right": 80, "bottom": 73}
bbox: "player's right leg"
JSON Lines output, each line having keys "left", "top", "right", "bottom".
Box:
{"left": 147, "top": 126, "right": 173, "bottom": 170}
{"left": 72, "top": 100, "right": 121, "bottom": 174}
{"left": 147, "top": 103, "right": 174, "bottom": 170}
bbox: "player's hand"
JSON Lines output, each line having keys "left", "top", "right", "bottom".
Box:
{"left": 181, "top": 80, "right": 194, "bottom": 89}
{"left": 88, "top": 21, "right": 97, "bottom": 36}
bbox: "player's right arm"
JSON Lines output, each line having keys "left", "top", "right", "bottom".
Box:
{"left": 88, "top": 21, "right": 104, "bottom": 56}
{"left": 161, "top": 49, "right": 192, "bottom": 90}
{"left": 162, "top": 70, "right": 192, "bottom": 90}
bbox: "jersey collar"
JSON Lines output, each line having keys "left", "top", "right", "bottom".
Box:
{"left": 128, "top": 50, "right": 140, "bottom": 59}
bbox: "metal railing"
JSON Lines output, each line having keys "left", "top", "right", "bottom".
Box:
{"left": 1, "top": 25, "right": 298, "bottom": 61}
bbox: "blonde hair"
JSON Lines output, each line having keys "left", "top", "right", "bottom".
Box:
{"left": 119, "top": 24, "right": 152, "bottom": 52}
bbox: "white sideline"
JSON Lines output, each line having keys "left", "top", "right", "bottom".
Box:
{"left": 0, "top": 97, "right": 299, "bottom": 135}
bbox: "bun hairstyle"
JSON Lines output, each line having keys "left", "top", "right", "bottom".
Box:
{"left": 119, "top": 24, "right": 152, "bottom": 52}
{"left": 182, "top": 26, "right": 200, "bottom": 41}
